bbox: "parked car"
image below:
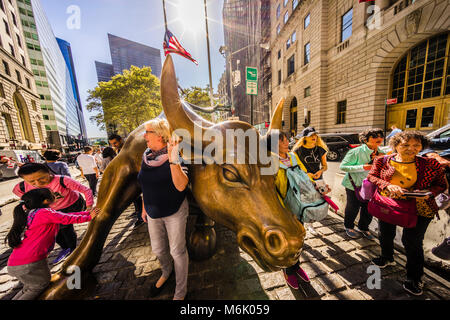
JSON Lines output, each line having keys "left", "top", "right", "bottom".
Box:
{"left": 320, "top": 133, "right": 360, "bottom": 162}
{"left": 381, "top": 124, "right": 450, "bottom": 155}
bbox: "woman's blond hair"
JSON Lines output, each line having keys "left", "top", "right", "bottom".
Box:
{"left": 292, "top": 134, "right": 329, "bottom": 153}
{"left": 145, "top": 118, "right": 171, "bottom": 144}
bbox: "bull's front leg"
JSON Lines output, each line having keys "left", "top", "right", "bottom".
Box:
{"left": 38, "top": 147, "right": 144, "bottom": 300}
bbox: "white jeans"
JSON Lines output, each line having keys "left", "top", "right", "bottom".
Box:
{"left": 147, "top": 198, "right": 189, "bottom": 299}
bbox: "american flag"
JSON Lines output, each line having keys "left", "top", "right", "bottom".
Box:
{"left": 163, "top": 29, "right": 198, "bottom": 65}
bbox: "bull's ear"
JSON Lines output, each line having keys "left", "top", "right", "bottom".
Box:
{"left": 268, "top": 98, "right": 285, "bottom": 132}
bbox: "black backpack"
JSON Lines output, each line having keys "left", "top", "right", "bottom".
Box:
{"left": 19, "top": 176, "right": 67, "bottom": 193}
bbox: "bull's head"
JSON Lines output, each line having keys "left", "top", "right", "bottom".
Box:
{"left": 161, "top": 55, "right": 305, "bottom": 271}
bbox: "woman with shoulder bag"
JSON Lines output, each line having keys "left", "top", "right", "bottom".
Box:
{"left": 340, "top": 128, "right": 385, "bottom": 240}
{"left": 367, "top": 131, "right": 446, "bottom": 296}
{"left": 273, "top": 131, "right": 311, "bottom": 290}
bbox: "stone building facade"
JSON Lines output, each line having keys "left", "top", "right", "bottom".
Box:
{"left": 270, "top": 0, "right": 450, "bottom": 137}
{"left": 0, "top": 0, "right": 45, "bottom": 150}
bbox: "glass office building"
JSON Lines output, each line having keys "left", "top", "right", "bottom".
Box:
{"left": 95, "top": 33, "right": 162, "bottom": 83}
{"left": 17, "top": 0, "right": 83, "bottom": 150}
{"left": 57, "top": 37, "right": 87, "bottom": 145}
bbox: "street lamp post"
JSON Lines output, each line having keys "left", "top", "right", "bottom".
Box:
{"left": 219, "top": 43, "right": 269, "bottom": 121}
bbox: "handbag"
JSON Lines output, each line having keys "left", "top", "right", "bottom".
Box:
{"left": 367, "top": 190, "right": 418, "bottom": 228}
{"left": 348, "top": 174, "right": 368, "bottom": 203}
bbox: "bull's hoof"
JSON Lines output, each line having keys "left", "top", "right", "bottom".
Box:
{"left": 38, "top": 269, "right": 97, "bottom": 300}
{"left": 188, "top": 226, "right": 217, "bottom": 261}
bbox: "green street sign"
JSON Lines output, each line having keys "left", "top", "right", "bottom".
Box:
{"left": 246, "top": 67, "right": 258, "bottom": 81}
{"left": 246, "top": 80, "right": 258, "bottom": 95}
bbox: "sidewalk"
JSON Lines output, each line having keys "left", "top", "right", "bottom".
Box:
{"left": 0, "top": 206, "right": 448, "bottom": 300}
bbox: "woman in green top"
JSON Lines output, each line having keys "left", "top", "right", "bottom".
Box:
{"left": 339, "top": 128, "right": 384, "bottom": 239}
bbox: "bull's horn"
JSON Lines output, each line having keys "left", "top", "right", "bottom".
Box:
{"left": 268, "top": 98, "right": 285, "bottom": 131}
{"left": 161, "top": 55, "right": 206, "bottom": 143}
{"left": 181, "top": 100, "right": 214, "bottom": 128}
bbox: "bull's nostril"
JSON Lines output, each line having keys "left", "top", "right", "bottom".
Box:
{"left": 264, "top": 229, "right": 288, "bottom": 257}
{"left": 268, "top": 233, "right": 281, "bottom": 250}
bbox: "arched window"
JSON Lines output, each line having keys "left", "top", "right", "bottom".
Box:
{"left": 13, "top": 92, "right": 35, "bottom": 142}
{"left": 391, "top": 33, "right": 449, "bottom": 102}
{"left": 290, "top": 97, "right": 298, "bottom": 137}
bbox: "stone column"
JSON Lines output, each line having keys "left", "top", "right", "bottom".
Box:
{"left": 376, "top": 0, "right": 391, "bottom": 11}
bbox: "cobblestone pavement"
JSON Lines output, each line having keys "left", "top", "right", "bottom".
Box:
{"left": 0, "top": 206, "right": 449, "bottom": 300}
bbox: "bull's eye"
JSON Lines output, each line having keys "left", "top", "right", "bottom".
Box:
{"left": 222, "top": 166, "right": 241, "bottom": 183}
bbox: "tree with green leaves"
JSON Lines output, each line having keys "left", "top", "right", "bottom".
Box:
{"left": 86, "top": 66, "right": 161, "bottom": 136}
{"left": 180, "top": 85, "right": 218, "bottom": 122}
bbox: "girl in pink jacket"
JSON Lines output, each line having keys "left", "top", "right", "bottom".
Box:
{"left": 5, "top": 188, "right": 99, "bottom": 300}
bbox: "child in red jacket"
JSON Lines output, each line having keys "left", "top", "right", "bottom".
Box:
{"left": 5, "top": 188, "right": 99, "bottom": 300}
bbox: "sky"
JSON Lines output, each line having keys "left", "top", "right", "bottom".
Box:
{"left": 40, "top": 0, "right": 226, "bottom": 138}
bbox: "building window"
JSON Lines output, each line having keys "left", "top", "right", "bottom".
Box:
{"left": 2, "top": 113, "right": 15, "bottom": 139}
{"left": 16, "top": 34, "right": 22, "bottom": 48}
{"left": 31, "top": 100, "right": 37, "bottom": 111}
{"left": 304, "top": 42, "right": 310, "bottom": 65}
{"left": 293, "top": 0, "right": 299, "bottom": 10}
{"left": 0, "top": 82, "right": 5, "bottom": 98}
{"left": 43, "top": 114, "right": 49, "bottom": 120}
{"left": 278, "top": 69, "right": 282, "bottom": 85}
{"left": 292, "top": 31, "right": 296, "bottom": 43}
{"left": 276, "top": 4, "right": 281, "bottom": 19}
{"left": 284, "top": 11, "right": 289, "bottom": 24}
{"left": 304, "top": 13, "right": 310, "bottom": 29}
{"left": 9, "top": 43, "right": 14, "bottom": 57}
{"left": 11, "top": 12, "right": 17, "bottom": 26}
{"left": 277, "top": 24, "right": 281, "bottom": 35}
{"left": 278, "top": 50, "right": 281, "bottom": 59}
{"left": 405, "top": 109, "right": 417, "bottom": 128}
{"left": 3, "top": 60, "right": 10, "bottom": 75}
{"left": 290, "top": 97, "right": 298, "bottom": 137}
{"left": 304, "top": 86, "right": 311, "bottom": 97}
{"left": 336, "top": 100, "right": 346, "bottom": 124}
{"left": 287, "top": 55, "right": 295, "bottom": 77}
{"left": 420, "top": 106, "right": 435, "bottom": 128}
{"left": 21, "top": 55, "right": 26, "bottom": 67}
{"left": 391, "top": 33, "right": 449, "bottom": 103}
{"left": 36, "top": 122, "right": 44, "bottom": 141}
{"left": 3, "top": 19, "right": 10, "bottom": 36}
{"left": 15, "top": 70, "right": 21, "bottom": 83}
{"left": 284, "top": 0, "right": 288, "bottom": 7}
{"left": 0, "top": 0, "right": 4, "bottom": 12}
{"left": 26, "top": 77, "right": 31, "bottom": 89}
{"left": 286, "top": 38, "right": 291, "bottom": 50}
{"left": 341, "top": 8, "right": 353, "bottom": 42}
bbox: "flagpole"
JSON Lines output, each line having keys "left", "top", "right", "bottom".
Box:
{"left": 162, "top": 0, "right": 168, "bottom": 31}
{"left": 203, "top": 0, "right": 214, "bottom": 108}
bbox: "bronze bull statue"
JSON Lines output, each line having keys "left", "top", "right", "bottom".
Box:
{"left": 38, "top": 55, "right": 305, "bottom": 299}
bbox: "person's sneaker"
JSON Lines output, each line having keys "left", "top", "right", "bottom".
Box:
{"left": 52, "top": 248, "right": 72, "bottom": 264}
{"left": 345, "top": 228, "right": 359, "bottom": 239}
{"left": 371, "top": 256, "right": 395, "bottom": 268}
{"left": 418, "top": 280, "right": 424, "bottom": 289}
{"left": 283, "top": 269, "right": 299, "bottom": 289}
{"left": 355, "top": 227, "right": 375, "bottom": 240}
{"left": 133, "top": 220, "right": 145, "bottom": 228}
{"left": 403, "top": 279, "right": 423, "bottom": 296}
{"left": 295, "top": 266, "right": 310, "bottom": 283}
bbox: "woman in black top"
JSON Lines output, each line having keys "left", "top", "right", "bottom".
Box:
{"left": 293, "top": 127, "right": 328, "bottom": 180}
{"left": 138, "top": 118, "right": 189, "bottom": 300}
